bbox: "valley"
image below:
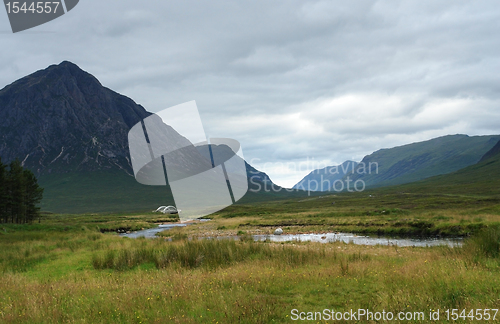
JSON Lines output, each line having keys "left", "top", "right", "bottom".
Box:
{"left": 1, "top": 62, "right": 499, "bottom": 323}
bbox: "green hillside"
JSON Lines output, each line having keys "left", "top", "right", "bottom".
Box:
{"left": 347, "top": 134, "right": 500, "bottom": 188}
{"left": 479, "top": 139, "right": 500, "bottom": 162}
{"left": 38, "top": 171, "right": 175, "bottom": 214}
{"left": 36, "top": 136, "right": 500, "bottom": 214}
{"left": 38, "top": 170, "right": 310, "bottom": 214}
{"left": 383, "top": 140, "right": 500, "bottom": 196}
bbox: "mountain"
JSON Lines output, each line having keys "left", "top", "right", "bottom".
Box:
{"left": 0, "top": 61, "right": 286, "bottom": 213}
{"left": 343, "top": 134, "right": 500, "bottom": 189}
{"left": 292, "top": 161, "right": 358, "bottom": 191}
{"left": 391, "top": 138, "right": 500, "bottom": 196}
{"left": 295, "top": 135, "right": 500, "bottom": 192}
{"left": 0, "top": 61, "right": 150, "bottom": 175}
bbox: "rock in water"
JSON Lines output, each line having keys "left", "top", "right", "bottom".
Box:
{"left": 274, "top": 228, "right": 283, "bottom": 235}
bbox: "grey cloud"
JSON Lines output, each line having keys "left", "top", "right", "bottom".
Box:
{"left": 0, "top": 0, "right": 499, "bottom": 186}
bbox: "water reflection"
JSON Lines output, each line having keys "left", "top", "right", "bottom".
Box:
{"left": 120, "top": 224, "right": 461, "bottom": 247}
{"left": 253, "top": 233, "right": 461, "bottom": 247}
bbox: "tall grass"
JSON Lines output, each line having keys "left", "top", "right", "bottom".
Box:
{"left": 91, "top": 239, "right": 321, "bottom": 271}
{"left": 462, "top": 226, "right": 500, "bottom": 262}
{"left": 2, "top": 229, "right": 500, "bottom": 323}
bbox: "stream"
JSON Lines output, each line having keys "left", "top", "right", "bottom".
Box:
{"left": 120, "top": 223, "right": 462, "bottom": 247}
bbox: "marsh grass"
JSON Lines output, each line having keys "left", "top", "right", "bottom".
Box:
{"left": 1, "top": 191, "right": 500, "bottom": 323}
{"left": 156, "top": 227, "right": 188, "bottom": 241}
{"left": 91, "top": 239, "right": 321, "bottom": 271}
{"left": 204, "top": 192, "right": 500, "bottom": 238}
{"left": 1, "top": 228, "right": 500, "bottom": 323}
{"left": 459, "top": 226, "right": 500, "bottom": 269}
{"left": 467, "top": 226, "right": 500, "bottom": 258}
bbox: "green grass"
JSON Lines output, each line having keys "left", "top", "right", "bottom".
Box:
{"left": 18, "top": 211, "right": 178, "bottom": 233}
{"left": 199, "top": 190, "right": 500, "bottom": 238}
{"left": 0, "top": 226, "right": 499, "bottom": 323}
{"left": 463, "top": 226, "right": 500, "bottom": 259}
{"left": 38, "top": 170, "right": 312, "bottom": 214}
{"left": 91, "top": 238, "right": 321, "bottom": 271}
{"left": 38, "top": 170, "right": 176, "bottom": 214}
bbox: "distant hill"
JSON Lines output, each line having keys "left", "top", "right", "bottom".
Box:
{"left": 293, "top": 161, "right": 358, "bottom": 191}
{"left": 390, "top": 138, "right": 500, "bottom": 196}
{"left": 341, "top": 134, "right": 500, "bottom": 189}
{"left": 0, "top": 62, "right": 293, "bottom": 213}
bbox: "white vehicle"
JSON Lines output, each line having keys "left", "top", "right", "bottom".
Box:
{"left": 153, "top": 206, "right": 179, "bottom": 214}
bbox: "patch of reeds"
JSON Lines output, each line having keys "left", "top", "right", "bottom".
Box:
{"left": 91, "top": 239, "right": 322, "bottom": 271}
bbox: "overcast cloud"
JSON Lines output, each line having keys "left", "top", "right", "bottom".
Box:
{"left": 1, "top": 0, "right": 499, "bottom": 187}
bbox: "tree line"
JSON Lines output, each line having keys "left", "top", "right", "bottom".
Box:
{"left": 0, "top": 158, "right": 44, "bottom": 224}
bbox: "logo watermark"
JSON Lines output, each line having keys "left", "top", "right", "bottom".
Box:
{"left": 290, "top": 309, "right": 426, "bottom": 321}
{"left": 128, "top": 101, "right": 248, "bottom": 222}
{"left": 247, "top": 158, "right": 379, "bottom": 195}
{"left": 3, "top": 0, "right": 79, "bottom": 33}
{"left": 290, "top": 308, "right": 498, "bottom": 321}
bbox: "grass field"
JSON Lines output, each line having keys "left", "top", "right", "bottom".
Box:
{"left": 203, "top": 191, "right": 500, "bottom": 238}
{"left": 1, "top": 186, "right": 500, "bottom": 323}
{"left": 3, "top": 152, "right": 500, "bottom": 323}
{"left": 0, "top": 223, "right": 499, "bottom": 323}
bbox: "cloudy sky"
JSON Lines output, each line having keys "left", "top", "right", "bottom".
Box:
{"left": 1, "top": 0, "right": 500, "bottom": 187}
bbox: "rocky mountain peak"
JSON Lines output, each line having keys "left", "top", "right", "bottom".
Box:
{"left": 0, "top": 61, "right": 151, "bottom": 175}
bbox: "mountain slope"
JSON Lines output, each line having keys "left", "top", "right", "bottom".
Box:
{"left": 0, "top": 62, "right": 292, "bottom": 213}
{"left": 391, "top": 139, "right": 500, "bottom": 196}
{"left": 344, "top": 134, "right": 500, "bottom": 189}
{"left": 479, "top": 139, "right": 500, "bottom": 162}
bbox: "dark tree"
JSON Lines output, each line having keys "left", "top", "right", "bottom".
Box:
{"left": 8, "top": 160, "right": 26, "bottom": 223}
{"left": 23, "top": 169, "right": 44, "bottom": 223}
{"left": 0, "top": 158, "right": 8, "bottom": 223}
{"left": 0, "top": 159, "right": 43, "bottom": 224}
